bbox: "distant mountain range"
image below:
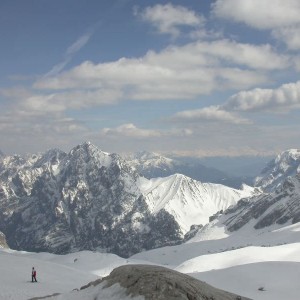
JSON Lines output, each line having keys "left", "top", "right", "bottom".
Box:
{"left": 0, "top": 142, "right": 252, "bottom": 257}
{"left": 126, "top": 151, "right": 253, "bottom": 188}
{"left": 1, "top": 143, "right": 299, "bottom": 257}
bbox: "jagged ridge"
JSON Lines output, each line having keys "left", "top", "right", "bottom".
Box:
{"left": 0, "top": 142, "right": 250, "bottom": 257}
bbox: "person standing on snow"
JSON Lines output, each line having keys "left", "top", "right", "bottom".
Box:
{"left": 32, "top": 267, "right": 37, "bottom": 282}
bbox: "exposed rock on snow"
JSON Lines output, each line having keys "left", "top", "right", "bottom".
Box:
{"left": 225, "top": 174, "right": 300, "bottom": 232}
{"left": 185, "top": 173, "right": 300, "bottom": 246}
{"left": 0, "top": 231, "right": 8, "bottom": 248}
{"left": 84, "top": 264, "right": 251, "bottom": 300}
{"left": 255, "top": 149, "right": 300, "bottom": 191}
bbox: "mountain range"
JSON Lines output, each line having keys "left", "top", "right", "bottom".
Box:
{"left": 1, "top": 143, "right": 300, "bottom": 258}
{"left": 0, "top": 142, "right": 253, "bottom": 257}
{"left": 1, "top": 143, "right": 300, "bottom": 299}
{"left": 126, "top": 151, "right": 253, "bottom": 188}
{"left": 185, "top": 169, "right": 300, "bottom": 248}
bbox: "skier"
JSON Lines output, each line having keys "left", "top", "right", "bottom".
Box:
{"left": 32, "top": 267, "right": 37, "bottom": 282}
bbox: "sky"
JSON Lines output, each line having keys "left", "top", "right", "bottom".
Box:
{"left": 1, "top": 0, "right": 300, "bottom": 157}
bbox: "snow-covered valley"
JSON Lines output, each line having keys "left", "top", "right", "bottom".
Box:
{"left": 1, "top": 225, "right": 300, "bottom": 300}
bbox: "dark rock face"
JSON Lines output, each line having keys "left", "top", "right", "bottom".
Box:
{"left": 224, "top": 174, "right": 300, "bottom": 232}
{"left": 184, "top": 224, "right": 204, "bottom": 241}
{"left": 89, "top": 265, "right": 252, "bottom": 300}
{"left": 0, "top": 142, "right": 182, "bottom": 257}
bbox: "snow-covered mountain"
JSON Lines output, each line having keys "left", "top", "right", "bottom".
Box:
{"left": 254, "top": 149, "right": 300, "bottom": 191}
{"left": 0, "top": 142, "right": 182, "bottom": 257}
{"left": 182, "top": 172, "right": 300, "bottom": 248}
{"left": 226, "top": 173, "right": 300, "bottom": 232}
{"left": 127, "top": 151, "right": 249, "bottom": 188}
{"left": 139, "top": 174, "right": 254, "bottom": 233}
{"left": 1, "top": 147, "right": 300, "bottom": 299}
{"left": 0, "top": 142, "right": 250, "bottom": 257}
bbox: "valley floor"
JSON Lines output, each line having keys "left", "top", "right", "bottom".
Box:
{"left": 1, "top": 230, "right": 300, "bottom": 300}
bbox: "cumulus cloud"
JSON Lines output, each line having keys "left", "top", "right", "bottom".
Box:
{"left": 171, "top": 105, "right": 251, "bottom": 125}
{"left": 33, "top": 39, "right": 288, "bottom": 104}
{"left": 195, "top": 40, "right": 289, "bottom": 70}
{"left": 224, "top": 81, "right": 300, "bottom": 112}
{"left": 212, "top": 0, "right": 300, "bottom": 30}
{"left": 135, "top": 3, "right": 205, "bottom": 38}
{"left": 212, "top": 0, "right": 300, "bottom": 50}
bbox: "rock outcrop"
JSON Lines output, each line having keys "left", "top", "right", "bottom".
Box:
{"left": 255, "top": 149, "right": 300, "bottom": 191}
{"left": 83, "top": 264, "right": 251, "bottom": 300}
{"left": 0, "top": 231, "right": 8, "bottom": 248}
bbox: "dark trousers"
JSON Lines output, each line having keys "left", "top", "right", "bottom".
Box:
{"left": 32, "top": 275, "right": 37, "bottom": 282}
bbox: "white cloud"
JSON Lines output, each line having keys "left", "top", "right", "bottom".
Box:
{"left": 224, "top": 81, "right": 300, "bottom": 112}
{"left": 212, "top": 0, "right": 300, "bottom": 50}
{"left": 66, "top": 31, "right": 93, "bottom": 56}
{"left": 45, "top": 30, "right": 93, "bottom": 77}
{"left": 212, "top": 0, "right": 300, "bottom": 30}
{"left": 171, "top": 105, "right": 251, "bottom": 125}
{"left": 136, "top": 3, "right": 205, "bottom": 38}
{"left": 101, "top": 123, "right": 162, "bottom": 138}
{"left": 100, "top": 124, "right": 193, "bottom": 139}
{"left": 272, "top": 26, "right": 300, "bottom": 50}
{"left": 33, "top": 39, "right": 287, "bottom": 104}
{"left": 1, "top": 87, "right": 122, "bottom": 116}
{"left": 194, "top": 40, "right": 289, "bottom": 70}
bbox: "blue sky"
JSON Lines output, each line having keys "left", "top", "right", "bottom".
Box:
{"left": 1, "top": 0, "right": 300, "bottom": 156}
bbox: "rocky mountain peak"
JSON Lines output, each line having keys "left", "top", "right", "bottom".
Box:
{"left": 33, "top": 149, "right": 67, "bottom": 168}
{"left": 254, "top": 148, "right": 300, "bottom": 191}
{"left": 0, "top": 143, "right": 257, "bottom": 257}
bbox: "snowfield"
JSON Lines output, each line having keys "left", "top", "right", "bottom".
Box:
{"left": 1, "top": 226, "right": 300, "bottom": 299}
{"left": 139, "top": 174, "right": 255, "bottom": 233}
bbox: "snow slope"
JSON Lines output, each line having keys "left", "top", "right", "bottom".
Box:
{"left": 1, "top": 232, "right": 300, "bottom": 300}
{"left": 139, "top": 174, "right": 255, "bottom": 233}
{"left": 0, "top": 248, "right": 150, "bottom": 300}
{"left": 0, "top": 249, "right": 98, "bottom": 300}
{"left": 131, "top": 226, "right": 300, "bottom": 300}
